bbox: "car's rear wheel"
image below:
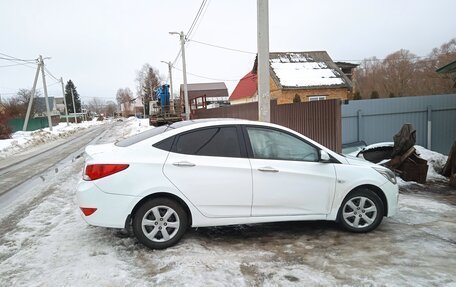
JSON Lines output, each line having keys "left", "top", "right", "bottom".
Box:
{"left": 338, "top": 189, "right": 384, "bottom": 233}
{"left": 133, "top": 198, "right": 188, "bottom": 249}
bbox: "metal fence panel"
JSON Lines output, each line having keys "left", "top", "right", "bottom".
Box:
{"left": 193, "top": 99, "right": 342, "bottom": 152}
{"left": 8, "top": 116, "right": 60, "bottom": 132}
{"left": 342, "top": 94, "right": 456, "bottom": 155}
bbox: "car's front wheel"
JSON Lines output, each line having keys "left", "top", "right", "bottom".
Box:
{"left": 133, "top": 198, "right": 188, "bottom": 249}
{"left": 338, "top": 189, "right": 384, "bottom": 233}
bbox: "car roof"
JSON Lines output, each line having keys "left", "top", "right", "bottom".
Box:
{"left": 116, "top": 118, "right": 302, "bottom": 148}
{"left": 175, "top": 118, "right": 274, "bottom": 127}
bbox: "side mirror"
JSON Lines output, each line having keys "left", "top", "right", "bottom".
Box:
{"left": 320, "top": 150, "right": 331, "bottom": 163}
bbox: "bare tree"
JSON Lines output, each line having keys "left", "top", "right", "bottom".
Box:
{"left": 354, "top": 38, "right": 456, "bottom": 99}
{"left": 381, "top": 49, "right": 416, "bottom": 97}
{"left": 1, "top": 89, "right": 42, "bottom": 118}
{"left": 88, "top": 98, "right": 104, "bottom": 115}
{"left": 136, "top": 64, "right": 161, "bottom": 115}
{"left": 116, "top": 88, "right": 133, "bottom": 117}
{"left": 104, "top": 100, "right": 117, "bottom": 117}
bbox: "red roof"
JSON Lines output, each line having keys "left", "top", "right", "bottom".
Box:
{"left": 229, "top": 72, "right": 257, "bottom": 101}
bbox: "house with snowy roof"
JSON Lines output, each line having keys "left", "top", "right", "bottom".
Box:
{"left": 229, "top": 51, "right": 353, "bottom": 105}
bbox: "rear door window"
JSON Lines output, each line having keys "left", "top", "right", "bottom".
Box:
{"left": 174, "top": 127, "right": 242, "bottom": 158}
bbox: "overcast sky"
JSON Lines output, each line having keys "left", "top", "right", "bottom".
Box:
{"left": 1, "top": 0, "right": 455, "bottom": 104}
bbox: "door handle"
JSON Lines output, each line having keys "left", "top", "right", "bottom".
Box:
{"left": 173, "top": 161, "right": 196, "bottom": 167}
{"left": 258, "top": 167, "right": 279, "bottom": 173}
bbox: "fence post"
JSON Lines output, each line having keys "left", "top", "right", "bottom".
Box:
{"left": 427, "top": 106, "right": 432, "bottom": 150}
{"left": 357, "top": 109, "right": 363, "bottom": 142}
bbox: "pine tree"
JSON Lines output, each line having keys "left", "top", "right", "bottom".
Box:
{"left": 65, "top": 80, "right": 82, "bottom": 113}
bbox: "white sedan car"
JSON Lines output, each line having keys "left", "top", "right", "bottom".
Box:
{"left": 77, "top": 119, "right": 398, "bottom": 249}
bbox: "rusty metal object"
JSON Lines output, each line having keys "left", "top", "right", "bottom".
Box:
{"left": 393, "top": 151, "right": 429, "bottom": 184}
{"left": 386, "top": 124, "right": 428, "bottom": 184}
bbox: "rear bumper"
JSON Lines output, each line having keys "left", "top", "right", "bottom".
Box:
{"left": 76, "top": 180, "right": 139, "bottom": 228}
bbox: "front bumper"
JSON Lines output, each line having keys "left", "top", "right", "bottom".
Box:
{"left": 76, "top": 180, "right": 140, "bottom": 228}
{"left": 381, "top": 181, "right": 399, "bottom": 217}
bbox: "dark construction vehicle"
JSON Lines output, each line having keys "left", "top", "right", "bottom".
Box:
{"left": 149, "top": 84, "right": 182, "bottom": 127}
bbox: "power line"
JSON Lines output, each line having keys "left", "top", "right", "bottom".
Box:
{"left": 172, "top": 47, "right": 183, "bottom": 67}
{"left": 0, "top": 52, "right": 36, "bottom": 62}
{"left": 186, "top": 0, "right": 208, "bottom": 40}
{"left": 181, "top": 39, "right": 440, "bottom": 64}
{"left": 0, "top": 62, "right": 35, "bottom": 68}
{"left": 171, "top": 0, "right": 209, "bottom": 68}
{"left": 187, "top": 0, "right": 210, "bottom": 40}
{"left": 188, "top": 38, "right": 256, "bottom": 55}
{"left": 172, "top": 66, "right": 253, "bottom": 82}
{"left": 44, "top": 67, "right": 60, "bottom": 82}
{"left": 0, "top": 56, "right": 37, "bottom": 70}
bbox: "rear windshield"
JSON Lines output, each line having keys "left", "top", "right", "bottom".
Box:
{"left": 114, "top": 119, "right": 223, "bottom": 147}
{"left": 115, "top": 125, "right": 170, "bottom": 147}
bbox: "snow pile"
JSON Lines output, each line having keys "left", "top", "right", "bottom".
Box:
{"left": 0, "top": 120, "right": 105, "bottom": 159}
{"left": 118, "top": 117, "right": 153, "bottom": 139}
{"left": 414, "top": 145, "right": 448, "bottom": 181}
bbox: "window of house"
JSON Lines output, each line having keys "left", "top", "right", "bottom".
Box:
{"left": 174, "top": 127, "right": 242, "bottom": 158}
{"left": 308, "top": 95, "right": 327, "bottom": 101}
{"left": 246, "top": 127, "right": 318, "bottom": 162}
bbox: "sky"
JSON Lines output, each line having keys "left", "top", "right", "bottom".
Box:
{"left": 0, "top": 0, "right": 455, "bottom": 104}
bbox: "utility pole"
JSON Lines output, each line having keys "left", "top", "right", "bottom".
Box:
{"left": 140, "top": 82, "right": 145, "bottom": 119}
{"left": 71, "top": 88, "right": 77, "bottom": 124}
{"left": 161, "top": 60, "right": 175, "bottom": 113}
{"left": 23, "top": 59, "right": 41, "bottom": 131}
{"left": 60, "top": 77, "right": 69, "bottom": 126}
{"left": 40, "top": 55, "right": 53, "bottom": 131}
{"left": 170, "top": 31, "right": 190, "bottom": 120}
{"left": 143, "top": 95, "right": 146, "bottom": 119}
{"left": 257, "top": 0, "right": 270, "bottom": 122}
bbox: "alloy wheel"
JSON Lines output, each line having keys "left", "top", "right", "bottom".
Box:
{"left": 141, "top": 205, "right": 180, "bottom": 242}
{"left": 342, "top": 196, "right": 378, "bottom": 229}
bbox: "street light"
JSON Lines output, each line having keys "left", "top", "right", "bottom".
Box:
{"left": 169, "top": 31, "right": 190, "bottom": 120}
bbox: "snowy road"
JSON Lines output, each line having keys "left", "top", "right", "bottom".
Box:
{"left": 0, "top": 119, "right": 455, "bottom": 287}
{"left": 0, "top": 124, "right": 107, "bottom": 196}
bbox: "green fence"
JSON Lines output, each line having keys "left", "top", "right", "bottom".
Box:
{"left": 8, "top": 116, "right": 60, "bottom": 132}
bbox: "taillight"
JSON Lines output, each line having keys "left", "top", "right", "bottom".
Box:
{"left": 84, "top": 164, "right": 129, "bottom": 181}
{"left": 80, "top": 207, "right": 97, "bottom": 216}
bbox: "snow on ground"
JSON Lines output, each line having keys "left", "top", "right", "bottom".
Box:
{"left": 120, "top": 117, "right": 153, "bottom": 138}
{"left": 0, "top": 119, "right": 105, "bottom": 160}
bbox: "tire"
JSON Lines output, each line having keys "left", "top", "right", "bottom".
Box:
{"left": 132, "top": 198, "right": 188, "bottom": 249}
{"left": 338, "top": 189, "right": 384, "bottom": 233}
